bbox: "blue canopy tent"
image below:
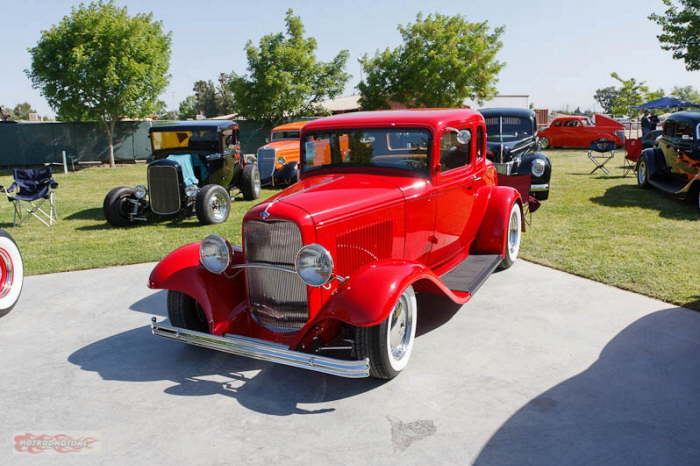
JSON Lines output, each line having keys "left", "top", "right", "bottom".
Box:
{"left": 636, "top": 97, "right": 700, "bottom": 110}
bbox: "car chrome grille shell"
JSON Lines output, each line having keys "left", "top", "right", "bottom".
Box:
{"left": 257, "top": 148, "right": 276, "bottom": 182}
{"left": 244, "top": 219, "right": 308, "bottom": 332}
{"left": 148, "top": 164, "right": 181, "bottom": 215}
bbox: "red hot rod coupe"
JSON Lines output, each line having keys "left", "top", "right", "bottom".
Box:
{"left": 537, "top": 114, "right": 625, "bottom": 149}
{"left": 149, "top": 109, "right": 524, "bottom": 379}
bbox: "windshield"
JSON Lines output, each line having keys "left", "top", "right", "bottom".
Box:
{"left": 302, "top": 128, "right": 431, "bottom": 175}
{"left": 272, "top": 130, "right": 300, "bottom": 140}
{"left": 151, "top": 129, "right": 218, "bottom": 151}
{"left": 485, "top": 116, "right": 533, "bottom": 142}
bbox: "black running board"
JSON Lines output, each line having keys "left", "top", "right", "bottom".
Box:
{"left": 649, "top": 178, "right": 684, "bottom": 194}
{"left": 439, "top": 254, "right": 502, "bottom": 294}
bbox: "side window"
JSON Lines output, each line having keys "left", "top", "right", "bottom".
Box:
{"left": 676, "top": 121, "right": 693, "bottom": 140}
{"left": 663, "top": 120, "right": 674, "bottom": 137}
{"left": 476, "top": 126, "right": 484, "bottom": 160}
{"left": 440, "top": 130, "right": 471, "bottom": 171}
{"left": 554, "top": 120, "right": 563, "bottom": 127}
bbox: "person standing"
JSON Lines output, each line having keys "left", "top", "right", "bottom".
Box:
{"left": 649, "top": 112, "right": 659, "bottom": 131}
{"left": 641, "top": 111, "right": 651, "bottom": 137}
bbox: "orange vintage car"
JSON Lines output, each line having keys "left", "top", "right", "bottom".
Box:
{"left": 256, "top": 120, "right": 315, "bottom": 186}
{"left": 537, "top": 114, "right": 626, "bottom": 149}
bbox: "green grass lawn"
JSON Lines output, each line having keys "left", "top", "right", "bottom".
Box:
{"left": 3, "top": 155, "right": 699, "bottom": 310}
{"left": 520, "top": 150, "right": 699, "bottom": 310}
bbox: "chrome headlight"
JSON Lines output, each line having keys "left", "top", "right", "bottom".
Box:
{"left": 134, "top": 184, "right": 147, "bottom": 199}
{"left": 295, "top": 244, "right": 334, "bottom": 287}
{"left": 277, "top": 156, "right": 286, "bottom": 165}
{"left": 184, "top": 184, "right": 199, "bottom": 198}
{"left": 531, "top": 159, "right": 546, "bottom": 177}
{"left": 200, "top": 235, "right": 231, "bottom": 274}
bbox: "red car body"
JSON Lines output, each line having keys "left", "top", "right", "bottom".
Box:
{"left": 148, "top": 109, "right": 524, "bottom": 378}
{"left": 537, "top": 114, "right": 625, "bottom": 148}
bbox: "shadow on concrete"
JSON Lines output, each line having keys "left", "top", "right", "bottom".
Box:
{"left": 474, "top": 308, "right": 700, "bottom": 465}
{"left": 590, "top": 184, "right": 698, "bottom": 221}
{"left": 69, "top": 290, "right": 464, "bottom": 416}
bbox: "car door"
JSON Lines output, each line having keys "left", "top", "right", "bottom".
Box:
{"left": 657, "top": 119, "right": 680, "bottom": 174}
{"left": 428, "top": 127, "right": 479, "bottom": 269}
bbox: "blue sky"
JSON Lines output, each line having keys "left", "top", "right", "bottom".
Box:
{"left": 2, "top": 0, "right": 697, "bottom": 116}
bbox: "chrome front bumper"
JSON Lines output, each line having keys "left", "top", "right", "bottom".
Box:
{"left": 150, "top": 318, "right": 370, "bottom": 378}
{"left": 530, "top": 183, "right": 549, "bottom": 192}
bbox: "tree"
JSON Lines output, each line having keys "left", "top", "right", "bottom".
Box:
{"left": 26, "top": 1, "right": 171, "bottom": 167}
{"left": 230, "top": 9, "right": 350, "bottom": 124}
{"left": 12, "top": 102, "right": 37, "bottom": 120}
{"left": 671, "top": 85, "right": 700, "bottom": 103}
{"left": 358, "top": 13, "right": 505, "bottom": 110}
{"left": 193, "top": 80, "right": 218, "bottom": 117}
{"left": 649, "top": 0, "right": 700, "bottom": 71}
{"left": 609, "top": 73, "right": 663, "bottom": 117}
{"left": 593, "top": 86, "right": 621, "bottom": 114}
{"left": 177, "top": 96, "right": 198, "bottom": 120}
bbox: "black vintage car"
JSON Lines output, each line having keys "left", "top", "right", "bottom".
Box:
{"left": 103, "top": 120, "right": 261, "bottom": 226}
{"left": 480, "top": 108, "right": 552, "bottom": 202}
{"left": 637, "top": 112, "right": 700, "bottom": 209}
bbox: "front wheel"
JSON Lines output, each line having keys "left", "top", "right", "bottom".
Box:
{"left": 195, "top": 184, "right": 231, "bottom": 225}
{"left": 356, "top": 285, "right": 417, "bottom": 379}
{"left": 637, "top": 158, "right": 651, "bottom": 188}
{"left": 167, "top": 291, "right": 208, "bottom": 332}
{"left": 538, "top": 137, "right": 550, "bottom": 150}
{"left": 240, "top": 164, "right": 261, "bottom": 200}
{"left": 103, "top": 187, "right": 138, "bottom": 227}
{"left": 498, "top": 202, "right": 522, "bottom": 270}
{"left": 0, "top": 230, "right": 23, "bottom": 318}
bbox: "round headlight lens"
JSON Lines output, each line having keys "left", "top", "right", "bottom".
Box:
{"left": 199, "top": 235, "right": 231, "bottom": 274}
{"left": 185, "top": 184, "right": 199, "bottom": 198}
{"left": 531, "top": 159, "right": 546, "bottom": 177}
{"left": 295, "top": 244, "right": 333, "bottom": 287}
{"left": 134, "top": 184, "right": 147, "bottom": 199}
{"left": 277, "top": 156, "right": 286, "bottom": 165}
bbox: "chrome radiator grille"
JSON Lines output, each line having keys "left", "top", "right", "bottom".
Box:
{"left": 257, "top": 148, "right": 276, "bottom": 182}
{"left": 147, "top": 164, "right": 181, "bottom": 215}
{"left": 244, "top": 220, "right": 308, "bottom": 332}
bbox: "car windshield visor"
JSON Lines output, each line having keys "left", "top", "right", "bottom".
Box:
{"left": 485, "top": 116, "right": 533, "bottom": 142}
{"left": 302, "top": 128, "right": 430, "bottom": 175}
{"left": 272, "top": 130, "right": 300, "bottom": 140}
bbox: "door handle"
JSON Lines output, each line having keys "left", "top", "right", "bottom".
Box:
{"left": 471, "top": 175, "right": 482, "bottom": 181}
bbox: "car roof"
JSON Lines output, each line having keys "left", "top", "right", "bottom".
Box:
{"left": 150, "top": 120, "right": 238, "bottom": 133}
{"left": 302, "top": 109, "right": 483, "bottom": 133}
{"left": 666, "top": 111, "right": 700, "bottom": 125}
{"left": 479, "top": 108, "right": 535, "bottom": 119}
{"left": 272, "top": 120, "right": 313, "bottom": 132}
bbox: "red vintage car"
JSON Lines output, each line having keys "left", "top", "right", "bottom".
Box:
{"left": 148, "top": 109, "right": 524, "bottom": 379}
{"left": 537, "top": 114, "right": 625, "bottom": 149}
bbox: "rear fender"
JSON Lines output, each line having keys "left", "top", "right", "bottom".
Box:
{"left": 638, "top": 147, "right": 665, "bottom": 175}
{"left": 148, "top": 242, "right": 246, "bottom": 335}
{"left": 471, "top": 185, "right": 522, "bottom": 255}
{"left": 319, "top": 260, "right": 466, "bottom": 328}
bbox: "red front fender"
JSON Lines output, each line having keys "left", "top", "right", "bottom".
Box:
{"left": 148, "top": 243, "right": 246, "bottom": 335}
{"left": 471, "top": 186, "right": 522, "bottom": 256}
{"left": 318, "top": 259, "right": 470, "bottom": 328}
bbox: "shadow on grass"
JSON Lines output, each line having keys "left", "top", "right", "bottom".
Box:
{"left": 64, "top": 207, "right": 103, "bottom": 221}
{"left": 590, "top": 184, "right": 698, "bottom": 220}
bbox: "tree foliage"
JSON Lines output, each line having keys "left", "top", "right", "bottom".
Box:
{"left": 650, "top": 0, "right": 700, "bottom": 71}
{"left": 192, "top": 73, "right": 236, "bottom": 118}
{"left": 177, "top": 96, "right": 198, "bottom": 120}
{"left": 26, "top": 0, "right": 171, "bottom": 166}
{"left": 608, "top": 73, "right": 663, "bottom": 117}
{"left": 0, "top": 103, "right": 37, "bottom": 120}
{"left": 593, "top": 86, "right": 621, "bottom": 114}
{"left": 230, "top": 9, "right": 349, "bottom": 124}
{"left": 358, "top": 13, "right": 505, "bottom": 110}
{"left": 670, "top": 85, "right": 700, "bottom": 103}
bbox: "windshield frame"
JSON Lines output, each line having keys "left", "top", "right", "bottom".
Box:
{"left": 485, "top": 115, "right": 535, "bottom": 143}
{"left": 271, "top": 130, "right": 301, "bottom": 141}
{"left": 300, "top": 126, "right": 433, "bottom": 177}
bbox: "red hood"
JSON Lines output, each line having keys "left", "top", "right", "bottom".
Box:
{"left": 254, "top": 173, "right": 410, "bottom": 225}
{"left": 594, "top": 114, "right": 624, "bottom": 128}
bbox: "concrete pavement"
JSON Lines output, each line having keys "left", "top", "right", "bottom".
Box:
{"left": 1, "top": 260, "right": 699, "bottom": 465}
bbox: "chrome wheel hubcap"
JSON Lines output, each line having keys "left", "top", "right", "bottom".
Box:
{"left": 209, "top": 192, "right": 229, "bottom": 221}
{"left": 389, "top": 294, "right": 413, "bottom": 362}
{"left": 508, "top": 208, "right": 521, "bottom": 258}
{"left": 638, "top": 162, "right": 646, "bottom": 184}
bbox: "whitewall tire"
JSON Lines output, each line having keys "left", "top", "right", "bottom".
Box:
{"left": 499, "top": 203, "right": 521, "bottom": 270}
{"left": 0, "top": 230, "right": 23, "bottom": 318}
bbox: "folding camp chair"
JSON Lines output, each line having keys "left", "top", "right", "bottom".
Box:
{"left": 1, "top": 168, "right": 58, "bottom": 226}
{"left": 587, "top": 139, "right": 616, "bottom": 175}
{"left": 622, "top": 139, "right": 642, "bottom": 177}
